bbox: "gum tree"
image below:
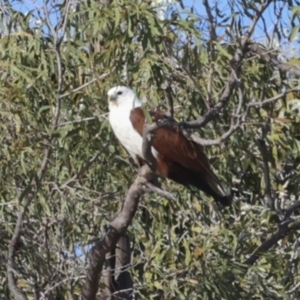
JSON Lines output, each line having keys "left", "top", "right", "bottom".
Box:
{"left": 0, "top": 0, "right": 300, "bottom": 299}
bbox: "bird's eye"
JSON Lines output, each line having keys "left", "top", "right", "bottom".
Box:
{"left": 117, "top": 91, "right": 123, "bottom": 95}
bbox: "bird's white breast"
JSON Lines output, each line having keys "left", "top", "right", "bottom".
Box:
{"left": 109, "top": 104, "right": 144, "bottom": 158}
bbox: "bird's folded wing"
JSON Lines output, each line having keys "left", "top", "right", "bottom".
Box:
{"left": 130, "top": 107, "right": 227, "bottom": 197}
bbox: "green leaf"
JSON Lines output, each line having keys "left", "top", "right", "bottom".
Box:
{"left": 289, "top": 26, "right": 300, "bottom": 41}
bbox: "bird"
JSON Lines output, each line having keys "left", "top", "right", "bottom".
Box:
{"left": 107, "top": 86, "right": 231, "bottom": 206}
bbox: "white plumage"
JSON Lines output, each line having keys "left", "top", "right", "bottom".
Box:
{"left": 107, "top": 86, "right": 144, "bottom": 160}
{"left": 107, "top": 86, "right": 231, "bottom": 206}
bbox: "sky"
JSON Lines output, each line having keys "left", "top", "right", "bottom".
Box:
{"left": 181, "top": 0, "right": 291, "bottom": 40}
{"left": 10, "top": 0, "right": 293, "bottom": 40}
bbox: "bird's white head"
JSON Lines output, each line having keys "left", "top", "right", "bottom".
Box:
{"left": 107, "top": 86, "right": 141, "bottom": 111}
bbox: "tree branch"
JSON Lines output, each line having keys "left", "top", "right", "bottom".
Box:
{"left": 190, "top": 118, "right": 241, "bottom": 146}
{"left": 243, "top": 200, "right": 300, "bottom": 267}
{"left": 248, "top": 87, "right": 300, "bottom": 107}
{"left": 163, "top": 83, "right": 174, "bottom": 118}
{"left": 58, "top": 72, "right": 110, "bottom": 99}
{"left": 248, "top": 43, "right": 300, "bottom": 77}
{"left": 57, "top": 114, "right": 108, "bottom": 127}
{"left": 244, "top": 208, "right": 300, "bottom": 266}
{"left": 61, "top": 141, "right": 111, "bottom": 188}
{"left": 257, "top": 136, "right": 276, "bottom": 211}
{"left": 99, "top": 234, "right": 133, "bottom": 299}
{"left": 143, "top": 182, "right": 176, "bottom": 201}
{"left": 180, "top": 0, "right": 272, "bottom": 129}
{"left": 7, "top": 5, "right": 71, "bottom": 298}
{"left": 190, "top": 82, "right": 246, "bottom": 146}
{"left": 81, "top": 165, "right": 150, "bottom": 300}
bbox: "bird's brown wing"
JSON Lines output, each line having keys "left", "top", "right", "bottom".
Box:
{"left": 130, "top": 107, "right": 227, "bottom": 198}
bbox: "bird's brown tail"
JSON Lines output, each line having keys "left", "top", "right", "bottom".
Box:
{"left": 167, "top": 163, "right": 232, "bottom": 206}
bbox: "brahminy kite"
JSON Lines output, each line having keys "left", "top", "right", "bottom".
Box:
{"left": 107, "top": 86, "right": 231, "bottom": 206}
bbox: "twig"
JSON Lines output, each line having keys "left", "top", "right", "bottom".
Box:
{"left": 249, "top": 43, "right": 300, "bottom": 77}
{"left": 270, "top": 0, "right": 288, "bottom": 48}
{"left": 190, "top": 120, "right": 241, "bottom": 146}
{"left": 248, "top": 87, "right": 300, "bottom": 107}
{"left": 283, "top": 201, "right": 300, "bottom": 221}
{"left": 189, "top": 84, "right": 299, "bottom": 146}
{"left": 203, "top": 0, "right": 217, "bottom": 107}
{"left": 203, "top": 0, "right": 217, "bottom": 41}
{"left": 58, "top": 72, "right": 110, "bottom": 99}
{"left": 7, "top": 5, "right": 71, "bottom": 298}
{"left": 57, "top": 114, "right": 108, "bottom": 127}
{"left": 244, "top": 218, "right": 300, "bottom": 266}
{"left": 143, "top": 182, "right": 176, "bottom": 201}
{"left": 257, "top": 137, "right": 275, "bottom": 210}
{"left": 164, "top": 83, "right": 174, "bottom": 118}
{"left": 61, "top": 142, "right": 111, "bottom": 188}
{"left": 189, "top": 81, "right": 245, "bottom": 146}
{"left": 43, "top": 6, "right": 56, "bottom": 39}
{"left": 81, "top": 165, "right": 151, "bottom": 299}
{"left": 179, "top": 0, "right": 272, "bottom": 130}
{"left": 243, "top": 199, "right": 300, "bottom": 267}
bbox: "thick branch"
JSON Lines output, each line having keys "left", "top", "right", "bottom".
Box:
{"left": 81, "top": 165, "right": 150, "bottom": 300}
{"left": 99, "top": 234, "right": 133, "bottom": 299}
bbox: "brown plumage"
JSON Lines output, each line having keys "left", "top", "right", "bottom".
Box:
{"left": 130, "top": 107, "right": 231, "bottom": 206}
{"left": 107, "top": 85, "right": 231, "bottom": 206}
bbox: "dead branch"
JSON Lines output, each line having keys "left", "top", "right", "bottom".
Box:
{"left": 81, "top": 165, "right": 150, "bottom": 300}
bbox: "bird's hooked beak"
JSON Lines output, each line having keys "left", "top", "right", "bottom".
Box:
{"left": 108, "top": 94, "right": 117, "bottom": 102}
